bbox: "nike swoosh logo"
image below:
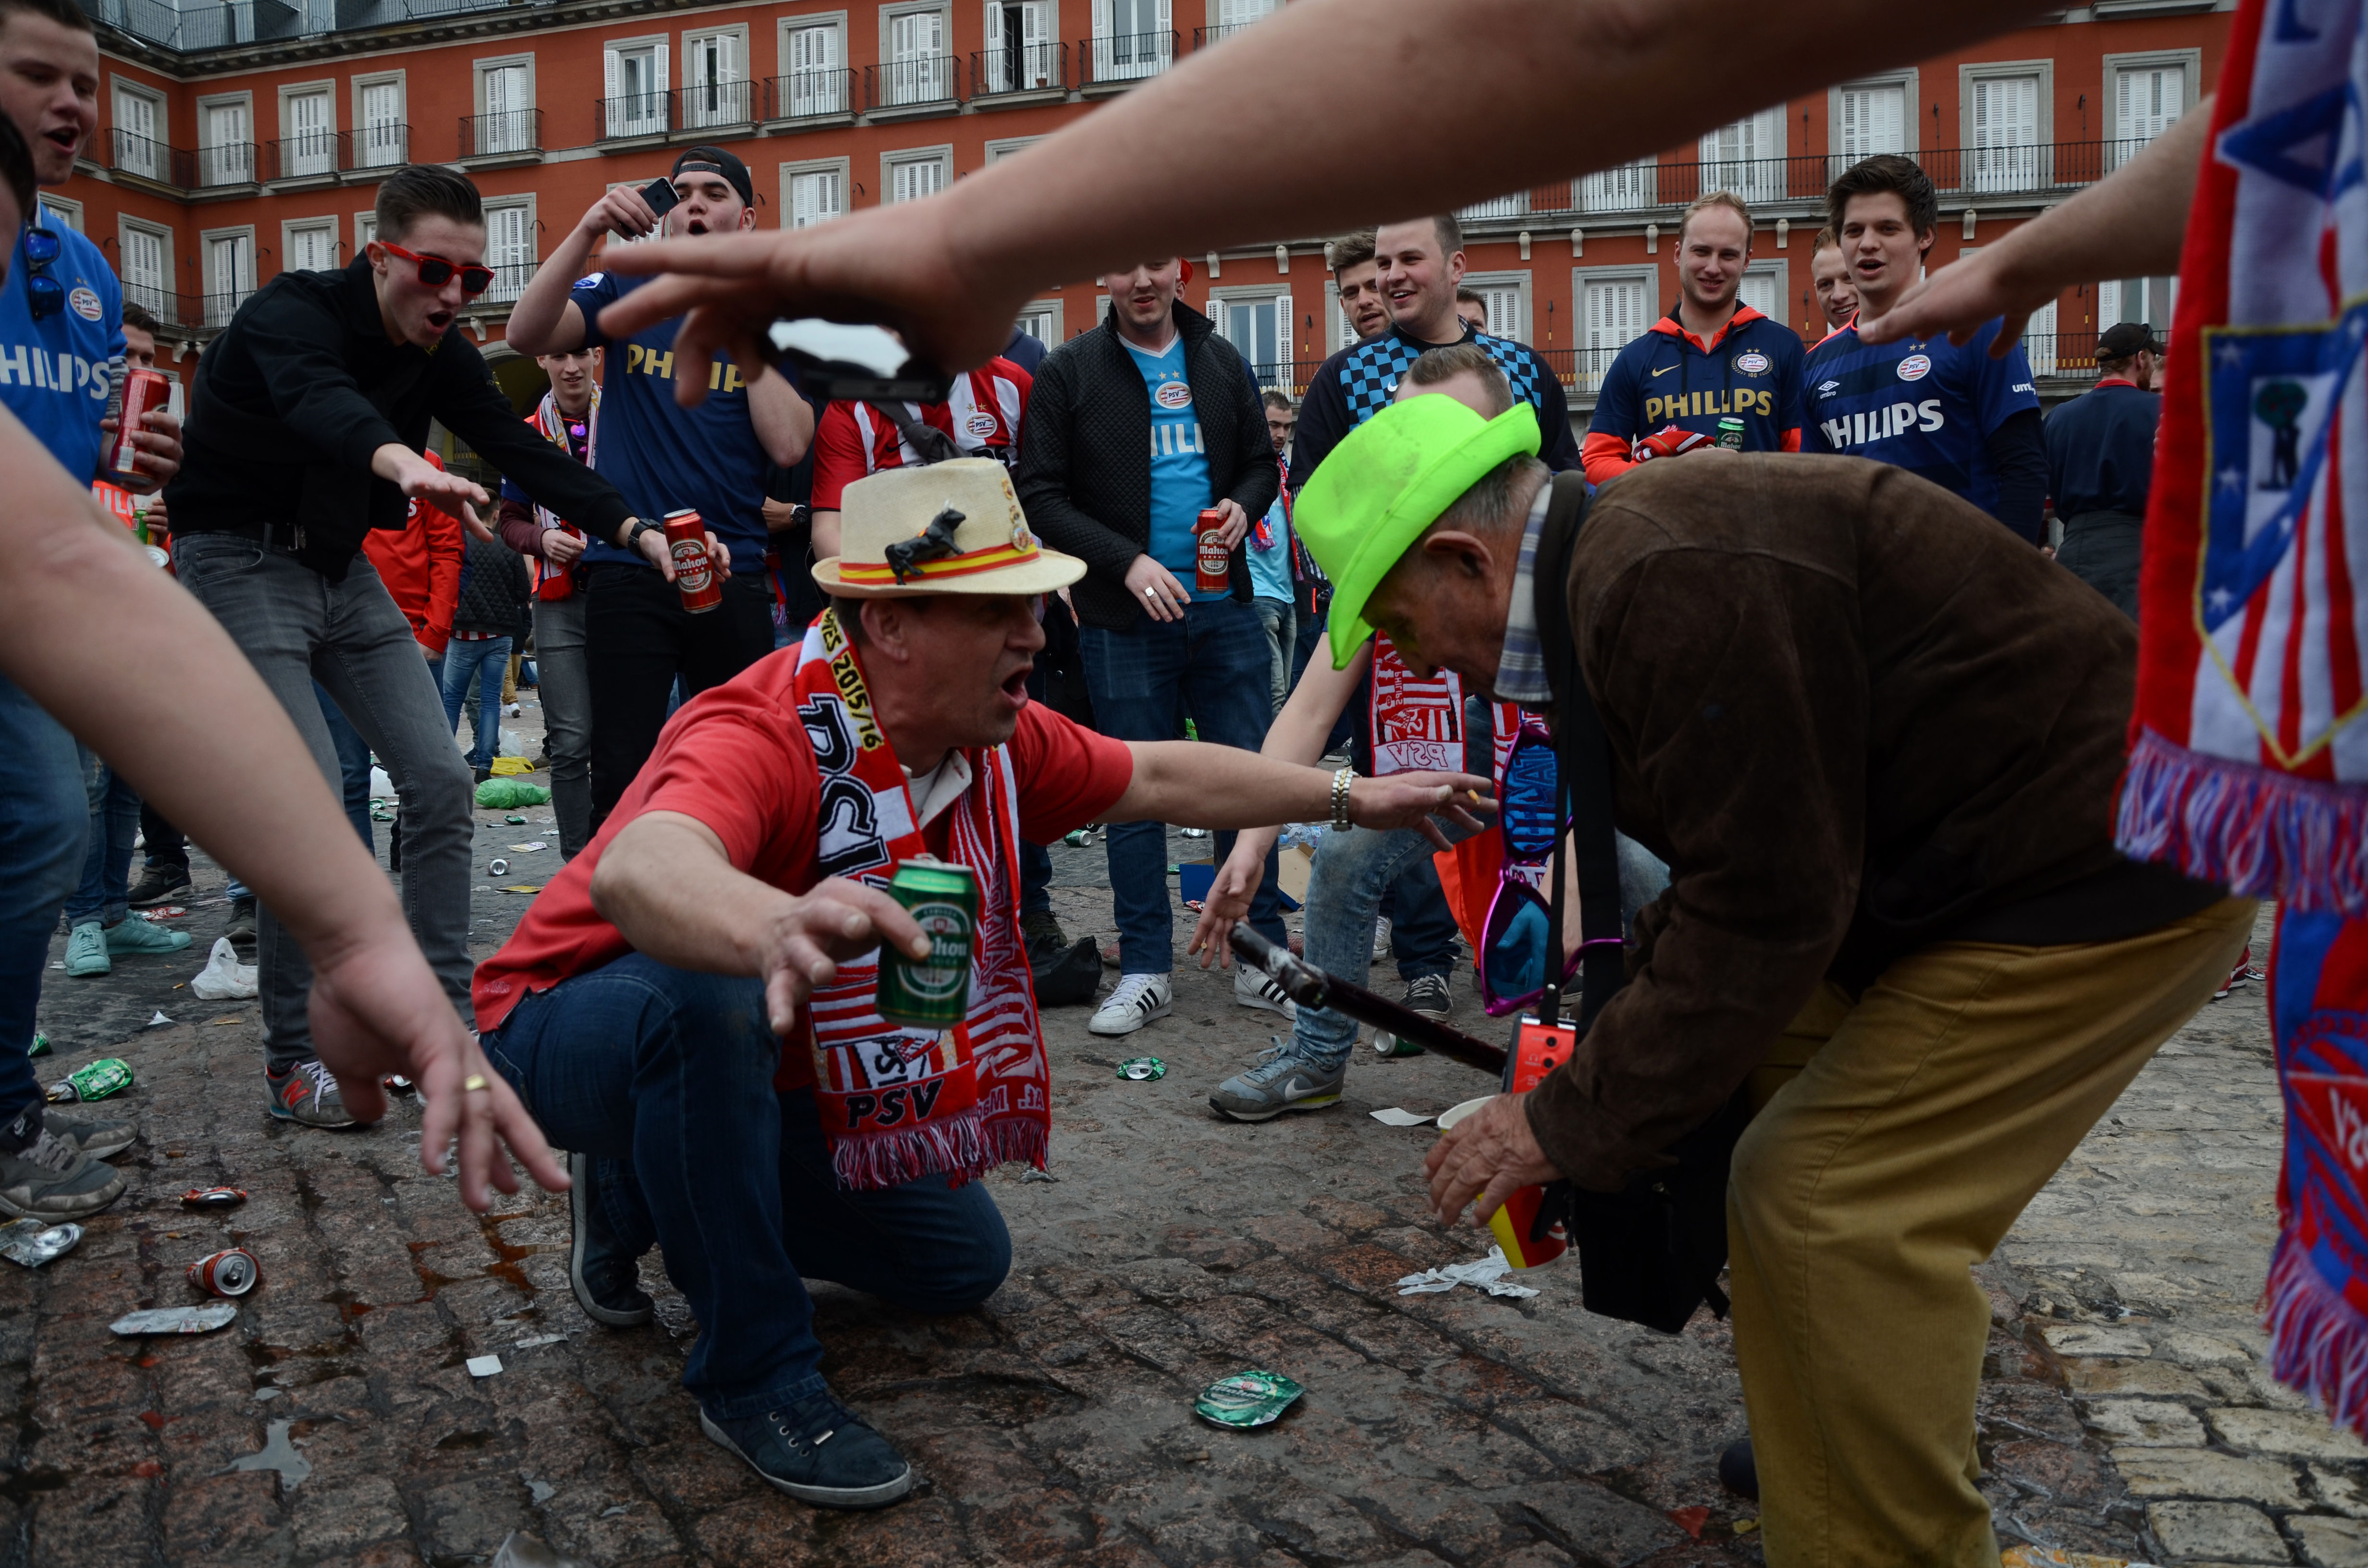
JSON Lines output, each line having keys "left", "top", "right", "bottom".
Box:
{"left": 1651, "top": 365, "right": 1677, "bottom": 377}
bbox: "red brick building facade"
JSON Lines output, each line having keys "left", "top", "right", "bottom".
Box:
{"left": 61, "top": 0, "right": 2233, "bottom": 428}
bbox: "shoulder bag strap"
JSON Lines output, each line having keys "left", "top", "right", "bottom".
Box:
{"left": 866, "top": 398, "right": 962, "bottom": 465}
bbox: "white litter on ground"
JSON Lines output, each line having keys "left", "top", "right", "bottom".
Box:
{"left": 1369, "top": 1107, "right": 1435, "bottom": 1127}
{"left": 190, "top": 937, "right": 258, "bottom": 1001}
{"left": 466, "top": 1354, "right": 504, "bottom": 1377}
{"left": 1396, "top": 1246, "right": 1539, "bottom": 1299}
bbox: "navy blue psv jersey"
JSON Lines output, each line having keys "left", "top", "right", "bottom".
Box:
{"left": 1801, "top": 316, "right": 2039, "bottom": 516}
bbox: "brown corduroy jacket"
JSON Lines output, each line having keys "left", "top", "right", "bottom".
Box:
{"left": 1523, "top": 455, "right": 2220, "bottom": 1192}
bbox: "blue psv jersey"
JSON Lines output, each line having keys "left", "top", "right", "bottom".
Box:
{"left": 0, "top": 204, "right": 124, "bottom": 480}
{"left": 1801, "top": 316, "right": 2038, "bottom": 515}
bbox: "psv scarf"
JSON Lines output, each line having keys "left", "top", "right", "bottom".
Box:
{"left": 526, "top": 388, "right": 597, "bottom": 602}
{"left": 789, "top": 609, "right": 1050, "bottom": 1190}
{"left": 2117, "top": 0, "right": 2368, "bottom": 1438}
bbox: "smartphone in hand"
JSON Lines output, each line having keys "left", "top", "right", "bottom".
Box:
{"left": 631, "top": 176, "right": 681, "bottom": 236}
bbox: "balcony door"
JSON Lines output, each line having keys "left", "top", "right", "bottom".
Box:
{"left": 356, "top": 80, "right": 403, "bottom": 167}
{"left": 1700, "top": 108, "right": 1785, "bottom": 206}
{"left": 114, "top": 87, "right": 159, "bottom": 180}
{"left": 201, "top": 100, "right": 251, "bottom": 187}
{"left": 1837, "top": 83, "right": 1905, "bottom": 160}
{"left": 1216, "top": 293, "right": 1287, "bottom": 387}
{"left": 985, "top": 1, "right": 1053, "bottom": 91}
{"left": 888, "top": 10, "right": 948, "bottom": 105}
{"left": 784, "top": 25, "right": 843, "bottom": 116}
{"left": 485, "top": 202, "right": 531, "bottom": 302}
{"left": 1581, "top": 276, "right": 1649, "bottom": 392}
{"left": 480, "top": 63, "right": 530, "bottom": 154}
{"left": 1969, "top": 74, "right": 2041, "bottom": 192}
{"left": 604, "top": 44, "right": 668, "bottom": 138}
{"left": 205, "top": 232, "right": 253, "bottom": 325}
{"left": 286, "top": 221, "right": 337, "bottom": 274}
{"left": 285, "top": 88, "right": 333, "bottom": 177}
{"left": 120, "top": 224, "right": 167, "bottom": 317}
{"left": 1093, "top": 0, "right": 1172, "bottom": 81}
{"left": 686, "top": 33, "right": 743, "bottom": 128}
{"left": 789, "top": 167, "right": 842, "bottom": 228}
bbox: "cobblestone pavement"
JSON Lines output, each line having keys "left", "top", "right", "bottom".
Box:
{"left": 16, "top": 706, "right": 2365, "bottom": 1566}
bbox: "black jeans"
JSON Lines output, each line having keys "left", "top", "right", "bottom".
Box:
{"left": 2057, "top": 510, "right": 2143, "bottom": 621}
{"left": 139, "top": 800, "right": 186, "bottom": 870}
{"left": 585, "top": 562, "right": 778, "bottom": 827}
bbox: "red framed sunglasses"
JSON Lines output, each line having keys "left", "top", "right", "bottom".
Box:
{"left": 378, "top": 240, "right": 495, "bottom": 295}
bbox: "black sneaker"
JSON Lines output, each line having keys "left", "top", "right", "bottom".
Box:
{"left": 225, "top": 895, "right": 257, "bottom": 950}
{"left": 44, "top": 1109, "right": 135, "bottom": 1160}
{"left": 1405, "top": 973, "right": 1452, "bottom": 1020}
{"left": 128, "top": 861, "right": 192, "bottom": 908}
{"left": 473, "top": 765, "right": 493, "bottom": 786}
{"left": 568, "top": 1152, "right": 653, "bottom": 1327}
{"left": 0, "top": 1120, "right": 126, "bottom": 1220}
{"left": 699, "top": 1392, "right": 913, "bottom": 1509}
{"left": 1718, "top": 1436, "right": 1759, "bottom": 1501}
{"left": 1019, "top": 908, "right": 1067, "bottom": 961}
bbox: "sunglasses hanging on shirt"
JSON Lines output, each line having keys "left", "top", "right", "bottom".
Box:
{"left": 23, "top": 227, "right": 63, "bottom": 322}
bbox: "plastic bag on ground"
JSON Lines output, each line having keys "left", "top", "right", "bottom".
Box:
{"left": 489, "top": 757, "right": 537, "bottom": 777}
{"left": 475, "top": 779, "right": 553, "bottom": 809}
{"left": 368, "top": 766, "right": 393, "bottom": 797}
{"left": 190, "top": 938, "right": 258, "bottom": 1001}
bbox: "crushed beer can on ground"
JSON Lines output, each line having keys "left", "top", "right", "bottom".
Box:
{"left": 0, "top": 1219, "right": 80, "bottom": 1269}
{"left": 179, "top": 1186, "right": 247, "bottom": 1209}
{"left": 111, "top": 1304, "right": 237, "bottom": 1336}
{"left": 1194, "top": 1369, "right": 1305, "bottom": 1429}
{"left": 1117, "top": 1057, "right": 1165, "bottom": 1081}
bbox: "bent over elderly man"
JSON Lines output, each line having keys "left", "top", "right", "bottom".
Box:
{"left": 471, "top": 458, "right": 1486, "bottom": 1512}
{"left": 1273, "top": 399, "right": 2249, "bottom": 1566}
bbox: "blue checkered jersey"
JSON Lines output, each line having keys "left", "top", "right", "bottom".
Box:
{"left": 1801, "top": 316, "right": 2039, "bottom": 516}
{"left": 1289, "top": 322, "right": 1581, "bottom": 494}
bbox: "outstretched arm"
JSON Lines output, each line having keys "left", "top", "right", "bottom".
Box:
{"left": 0, "top": 406, "right": 562, "bottom": 1213}
{"left": 1116, "top": 741, "right": 1489, "bottom": 842}
{"left": 595, "top": 0, "right": 2056, "bottom": 395}
{"left": 1862, "top": 99, "right": 2211, "bottom": 351}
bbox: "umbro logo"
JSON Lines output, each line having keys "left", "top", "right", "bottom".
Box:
{"left": 1816, "top": 379, "right": 1841, "bottom": 398}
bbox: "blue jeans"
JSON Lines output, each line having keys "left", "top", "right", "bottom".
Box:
{"left": 0, "top": 674, "right": 85, "bottom": 1096}
{"left": 318, "top": 683, "right": 374, "bottom": 854}
{"left": 442, "top": 636, "right": 512, "bottom": 772}
{"left": 1080, "top": 600, "right": 1284, "bottom": 973}
{"left": 64, "top": 747, "right": 141, "bottom": 928}
{"left": 1289, "top": 823, "right": 1673, "bottom": 1074}
{"left": 482, "top": 953, "right": 1011, "bottom": 1417}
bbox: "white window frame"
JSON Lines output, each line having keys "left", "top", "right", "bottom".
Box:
{"left": 2102, "top": 49, "right": 2199, "bottom": 148}
{"left": 39, "top": 194, "right": 82, "bottom": 232}
{"left": 472, "top": 53, "right": 537, "bottom": 156}
{"left": 1576, "top": 156, "right": 1656, "bottom": 215}
{"left": 111, "top": 78, "right": 166, "bottom": 180}
{"left": 776, "top": 13, "right": 850, "bottom": 118}
{"left": 1572, "top": 263, "right": 1657, "bottom": 396}
{"left": 983, "top": 135, "right": 1044, "bottom": 165}
{"left": 1826, "top": 68, "right": 1918, "bottom": 162}
{"left": 354, "top": 209, "right": 379, "bottom": 250}
{"left": 1207, "top": 283, "right": 1294, "bottom": 387}
{"left": 480, "top": 194, "right": 536, "bottom": 304}
{"left": 681, "top": 22, "right": 752, "bottom": 129}
{"left": 1014, "top": 296, "right": 1063, "bottom": 345}
{"left": 195, "top": 91, "right": 257, "bottom": 188}
{"left": 780, "top": 156, "right": 851, "bottom": 228}
{"left": 351, "top": 71, "right": 407, "bottom": 170}
{"left": 1698, "top": 106, "right": 1787, "bottom": 206}
{"left": 981, "top": 0, "right": 1060, "bottom": 92}
{"left": 602, "top": 35, "right": 671, "bottom": 140}
{"left": 281, "top": 216, "right": 340, "bottom": 274}
{"left": 1960, "top": 59, "right": 2053, "bottom": 194}
{"left": 1739, "top": 259, "right": 1789, "bottom": 328}
{"left": 880, "top": 1, "right": 954, "bottom": 106}
{"left": 1461, "top": 268, "right": 1532, "bottom": 344}
{"left": 200, "top": 223, "right": 256, "bottom": 325}
{"left": 881, "top": 144, "right": 953, "bottom": 204}
{"left": 117, "top": 215, "right": 172, "bottom": 318}
{"left": 1089, "top": 0, "right": 1172, "bottom": 81}
{"left": 275, "top": 80, "right": 337, "bottom": 181}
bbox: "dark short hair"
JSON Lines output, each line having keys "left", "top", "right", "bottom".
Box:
{"left": 1329, "top": 229, "right": 1375, "bottom": 277}
{"left": 0, "top": 0, "right": 93, "bottom": 35}
{"left": 1454, "top": 286, "right": 1485, "bottom": 306}
{"left": 1828, "top": 154, "right": 1937, "bottom": 242}
{"left": 0, "top": 114, "right": 31, "bottom": 226}
{"left": 1402, "top": 343, "right": 1513, "bottom": 416}
{"left": 1427, "top": 213, "right": 1464, "bottom": 259}
{"left": 120, "top": 299, "right": 161, "bottom": 337}
{"left": 375, "top": 164, "right": 483, "bottom": 244}
{"left": 1262, "top": 389, "right": 1294, "bottom": 413}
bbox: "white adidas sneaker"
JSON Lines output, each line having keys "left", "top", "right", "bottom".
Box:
{"left": 1089, "top": 972, "right": 1173, "bottom": 1036}
{"left": 1234, "top": 964, "right": 1297, "bottom": 1019}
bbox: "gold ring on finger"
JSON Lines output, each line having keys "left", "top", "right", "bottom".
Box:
{"left": 462, "top": 1074, "right": 490, "bottom": 1093}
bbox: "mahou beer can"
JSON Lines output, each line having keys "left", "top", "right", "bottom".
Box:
{"left": 662, "top": 509, "right": 721, "bottom": 613}
{"left": 187, "top": 1247, "right": 259, "bottom": 1297}
{"left": 111, "top": 368, "right": 168, "bottom": 477}
{"left": 876, "top": 860, "right": 977, "bottom": 1030}
{"left": 1193, "top": 509, "right": 1231, "bottom": 593}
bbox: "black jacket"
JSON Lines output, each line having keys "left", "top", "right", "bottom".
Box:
{"left": 165, "top": 258, "right": 634, "bottom": 580}
{"left": 1015, "top": 301, "right": 1280, "bottom": 630}
{"left": 453, "top": 535, "right": 531, "bottom": 637}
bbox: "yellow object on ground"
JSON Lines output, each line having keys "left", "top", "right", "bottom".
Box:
{"left": 489, "top": 756, "right": 537, "bottom": 777}
{"left": 1728, "top": 896, "right": 2254, "bottom": 1567}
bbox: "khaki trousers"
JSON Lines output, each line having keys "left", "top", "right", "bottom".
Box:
{"left": 1729, "top": 895, "right": 2256, "bottom": 1566}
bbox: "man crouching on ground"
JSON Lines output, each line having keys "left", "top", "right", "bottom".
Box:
{"left": 470, "top": 458, "right": 1488, "bottom": 1511}
{"left": 1288, "top": 397, "right": 2248, "bottom": 1564}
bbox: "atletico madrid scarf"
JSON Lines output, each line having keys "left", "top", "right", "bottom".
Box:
{"left": 2116, "top": 0, "right": 2368, "bottom": 1436}
{"left": 526, "top": 388, "right": 597, "bottom": 602}
{"left": 787, "top": 609, "right": 1050, "bottom": 1190}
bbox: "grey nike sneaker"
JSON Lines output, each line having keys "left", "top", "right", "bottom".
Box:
{"left": 1209, "top": 1038, "right": 1346, "bottom": 1122}
{"left": 0, "top": 1124, "right": 127, "bottom": 1220}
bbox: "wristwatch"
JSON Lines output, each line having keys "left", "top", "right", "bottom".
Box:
{"left": 625, "top": 517, "right": 662, "bottom": 553}
{"left": 1330, "top": 766, "right": 1357, "bottom": 833}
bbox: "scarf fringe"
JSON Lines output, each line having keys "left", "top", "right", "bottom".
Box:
{"left": 826, "top": 1103, "right": 1048, "bottom": 1191}
{"left": 2264, "top": 1228, "right": 2368, "bottom": 1440}
{"left": 2116, "top": 728, "right": 2368, "bottom": 915}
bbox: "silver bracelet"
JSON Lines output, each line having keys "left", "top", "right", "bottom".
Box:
{"left": 1330, "top": 766, "right": 1356, "bottom": 833}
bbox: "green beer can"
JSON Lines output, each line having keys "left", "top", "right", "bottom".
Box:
{"left": 1716, "top": 416, "right": 1746, "bottom": 450}
{"left": 876, "top": 859, "right": 979, "bottom": 1029}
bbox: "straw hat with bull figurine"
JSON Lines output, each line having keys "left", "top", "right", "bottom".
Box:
{"left": 812, "top": 458, "right": 1085, "bottom": 598}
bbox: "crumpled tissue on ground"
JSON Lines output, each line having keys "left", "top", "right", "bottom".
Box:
{"left": 1396, "top": 1246, "right": 1539, "bottom": 1299}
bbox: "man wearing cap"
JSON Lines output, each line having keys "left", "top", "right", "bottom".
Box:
{"left": 2043, "top": 320, "right": 2162, "bottom": 619}
{"left": 506, "top": 146, "right": 815, "bottom": 829}
{"left": 1282, "top": 394, "right": 2247, "bottom": 1564}
{"left": 472, "top": 458, "right": 1487, "bottom": 1513}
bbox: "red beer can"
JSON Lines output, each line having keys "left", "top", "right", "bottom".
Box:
{"left": 111, "top": 368, "right": 168, "bottom": 477}
{"left": 1193, "top": 508, "right": 1231, "bottom": 593}
{"left": 187, "top": 1247, "right": 259, "bottom": 1297}
{"left": 662, "top": 509, "right": 721, "bottom": 613}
